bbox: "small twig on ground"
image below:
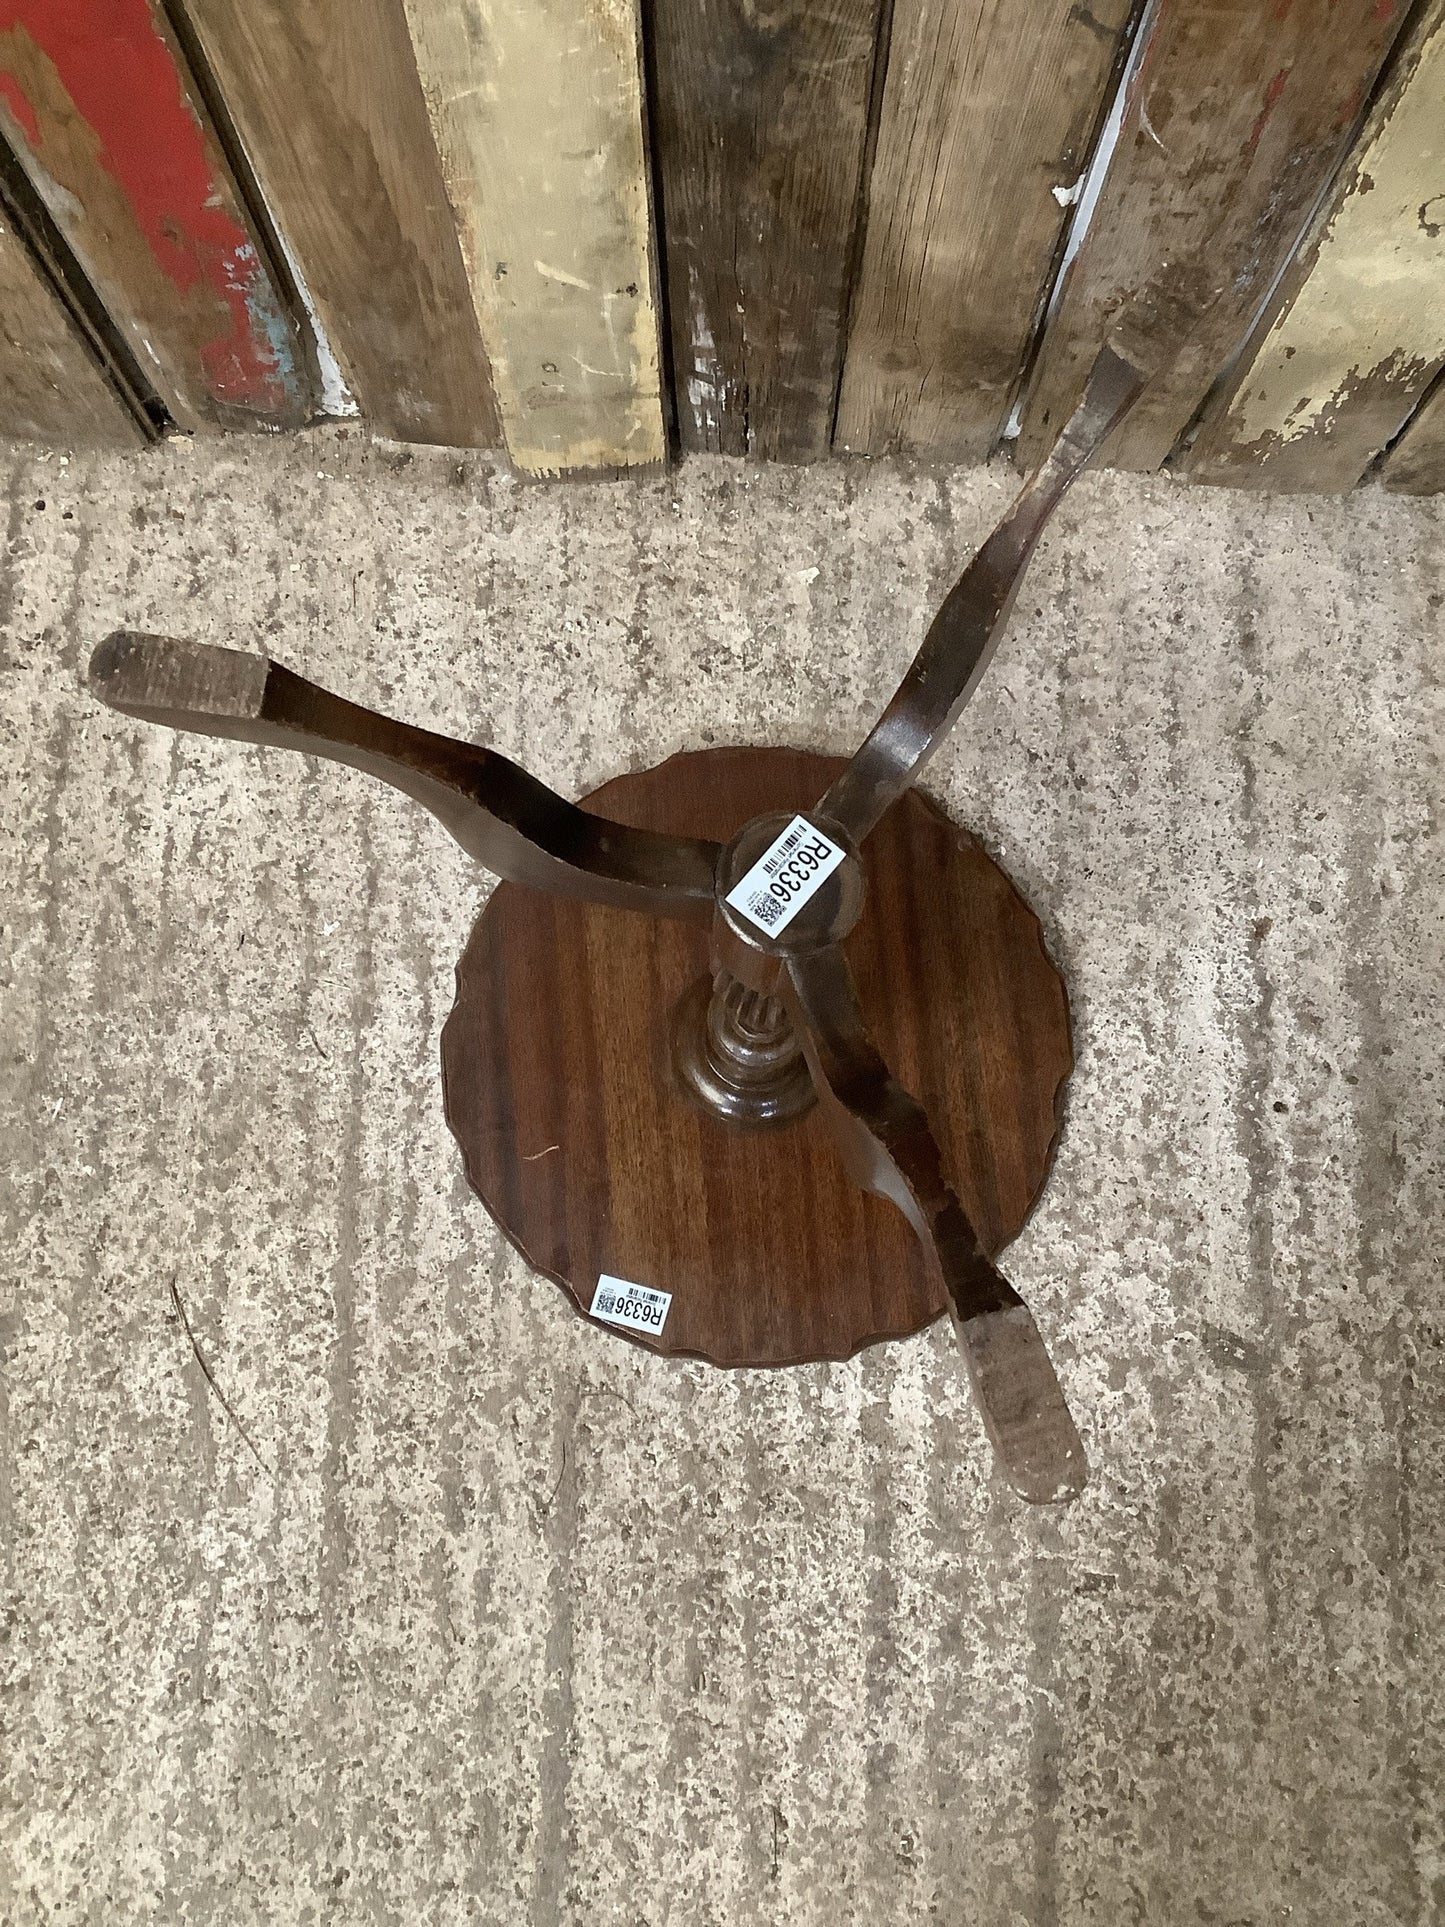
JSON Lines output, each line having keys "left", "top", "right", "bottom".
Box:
{"left": 580, "top": 1383, "right": 638, "bottom": 1419}
{"left": 544, "top": 1438, "right": 568, "bottom": 1515}
{"left": 169, "top": 1277, "right": 274, "bottom": 1475}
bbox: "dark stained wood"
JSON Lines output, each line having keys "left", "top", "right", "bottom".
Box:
{"left": 834, "top": 0, "right": 1135, "bottom": 462}
{"left": 1183, "top": 0, "right": 1445, "bottom": 493}
{"left": 823, "top": 341, "right": 1144, "bottom": 844}
{"left": 88, "top": 632, "right": 721, "bottom": 914}
{"left": 1017, "top": 0, "right": 1410, "bottom": 474}
{"left": 0, "top": 0, "right": 310, "bottom": 431}
{"left": 179, "top": 0, "right": 499, "bottom": 448}
{"left": 442, "top": 748, "right": 1074, "bottom": 1368}
{"left": 0, "top": 200, "right": 141, "bottom": 447}
{"left": 646, "top": 0, "right": 886, "bottom": 460}
{"left": 784, "top": 942, "right": 1086, "bottom": 1499}
{"left": 1384, "top": 375, "right": 1445, "bottom": 493}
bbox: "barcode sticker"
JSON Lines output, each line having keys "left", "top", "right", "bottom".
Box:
{"left": 590, "top": 1273, "right": 672, "bottom": 1336}
{"left": 724, "top": 814, "right": 847, "bottom": 936}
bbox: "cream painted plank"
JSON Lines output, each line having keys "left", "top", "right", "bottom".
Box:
{"left": 1186, "top": 3, "right": 1445, "bottom": 493}
{"left": 835, "top": 0, "right": 1135, "bottom": 463}
{"left": 400, "top": 0, "right": 664, "bottom": 477}
{"left": 1383, "top": 375, "right": 1445, "bottom": 492}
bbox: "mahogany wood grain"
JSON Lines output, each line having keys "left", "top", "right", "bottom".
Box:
{"left": 442, "top": 747, "right": 1073, "bottom": 1368}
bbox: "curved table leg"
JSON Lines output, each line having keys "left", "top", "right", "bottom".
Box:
{"left": 89, "top": 632, "right": 721, "bottom": 920}
{"left": 817, "top": 340, "right": 1145, "bottom": 845}
{"left": 784, "top": 942, "right": 1088, "bottom": 1503}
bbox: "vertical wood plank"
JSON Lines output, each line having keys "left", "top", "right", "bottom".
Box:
{"left": 835, "top": 0, "right": 1136, "bottom": 463}
{"left": 647, "top": 0, "right": 886, "bottom": 460}
{"left": 1183, "top": 4, "right": 1445, "bottom": 493}
{"left": 401, "top": 0, "right": 664, "bottom": 477}
{"left": 1382, "top": 376, "right": 1445, "bottom": 493}
{"left": 1017, "top": 0, "right": 1410, "bottom": 473}
{"left": 0, "top": 201, "right": 141, "bottom": 446}
{"left": 0, "top": 0, "right": 311, "bottom": 431}
{"left": 176, "top": 0, "right": 498, "bottom": 449}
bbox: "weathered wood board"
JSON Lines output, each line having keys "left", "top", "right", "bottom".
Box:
{"left": 1184, "top": 3, "right": 1445, "bottom": 493}
{"left": 178, "top": 0, "right": 498, "bottom": 448}
{"left": 834, "top": 0, "right": 1135, "bottom": 462}
{"left": 401, "top": 0, "right": 663, "bottom": 476}
{"left": 0, "top": 0, "right": 310, "bottom": 431}
{"left": 1016, "top": 0, "right": 1409, "bottom": 473}
{"left": 1383, "top": 375, "right": 1445, "bottom": 492}
{"left": 648, "top": 0, "right": 886, "bottom": 460}
{"left": 0, "top": 199, "right": 141, "bottom": 446}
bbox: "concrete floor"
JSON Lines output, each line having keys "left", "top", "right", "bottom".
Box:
{"left": 1, "top": 428, "right": 1442, "bottom": 1926}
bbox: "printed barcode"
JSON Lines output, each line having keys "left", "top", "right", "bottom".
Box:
{"left": 760, "top": 824, "right": 808, "bottom": 878}
{"left": 590, "top": 1273, "right": 673, "bottom": 1335}
{"left": 723, "top": 813, "right": 849, "bottom": 940}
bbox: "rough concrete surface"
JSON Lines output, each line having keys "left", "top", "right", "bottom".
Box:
{"left": 1, "top": 430, "right": 1442, "bottom": 1926}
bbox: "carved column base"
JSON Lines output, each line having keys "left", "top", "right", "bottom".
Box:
{"left": 670, "top": 973, "right": 816, "bottom": 1128}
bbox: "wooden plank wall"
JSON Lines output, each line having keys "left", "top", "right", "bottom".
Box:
{"left": 0, "top": 0, "right": 310, "bottom": 431}
{"left": 0, "top": 197, "right": 141, "bottom": 446}
{"left": 834, "top": 0, "right": 1136, "bottom": 463}
{"left": 1183, "top": 2, "right": 1445, "bottom": 493}
{"left": 1384, "top": 377, "right": 1445, "bottom": 493}
{"left": 0, "top": 0, "right": 1443, "bottom": 491}
{"left": 1015, "top": 0, "right": 1409, "bottom": 471}
{"left": 401, "top": 0, "right": 664, "bottom": 477}
{"left": 646, "top": 0, "right": 886, "bottom": 461}
{"left": 176, "top": 0, "right": 498, "bottom": 448}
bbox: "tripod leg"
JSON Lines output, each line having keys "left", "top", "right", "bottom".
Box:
{"left": 89, "top": 633, "right": 720, "bottom": 920}
{"left": 816, "top": 340, "right": 1145, "bottom": 845}
{"left": 783, "top": 943, "right": 1087, "bottom": 1503}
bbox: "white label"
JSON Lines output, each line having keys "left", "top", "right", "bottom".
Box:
{"left": 723, "top": 814, "right": 847, "bottom": 936}
{"left": 591, "top": 1273, "right": 672, "bottom": 1336}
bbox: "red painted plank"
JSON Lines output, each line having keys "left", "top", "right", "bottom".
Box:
{"left": 0, "top": 0, "right": 309, "bottom": 426}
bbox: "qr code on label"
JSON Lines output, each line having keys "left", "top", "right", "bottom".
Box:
{"left": 724, "top": 813, "right": 848, "bottom": 939}
{"left": 590, "top": 1274, "right": 673, "bottom": 1335}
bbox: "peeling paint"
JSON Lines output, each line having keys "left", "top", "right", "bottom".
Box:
{"left": 1247, "top": 66, "right": 1293, "bottom": 156}
{"left": 1038, "top": 0, "right": 1162, "bottom": 343}
{"left": 0, "top": 65, "right": 36, "bottom": 143}
{"left": 535, "top": 258, "right": 593, "bottom": 292}
{"left": 685, "top": 266, "right": 727, "bottom": 449}
{"left": 0, "top": 0, "right": 305, "bottom": 420}
{"left": 264, "top": 199, "right": 358, "bottom": 419}
{"left": 1230, "top": 13, "right": 1445, "bottom": 451}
